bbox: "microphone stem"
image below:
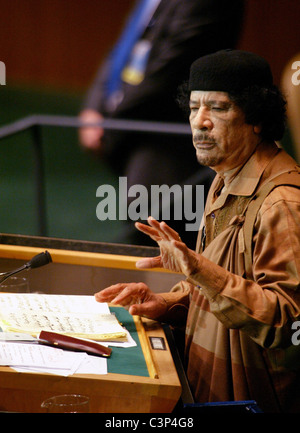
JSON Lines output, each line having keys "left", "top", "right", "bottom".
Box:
{"left": 0, "top": 264, "right": 29, "bottom": 285}
{"left": 0, "top": 251, "right": 52, "bottom": 285}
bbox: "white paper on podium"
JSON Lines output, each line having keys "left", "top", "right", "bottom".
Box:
{"left": 0, "top": 294, "right": 135, "bottom": 376}
{"left": 0, "top": 293, "right": 111, "bottom": 315}
{"left": 0, "top": 341, "right": 107, "bottom": 376}
{"left": 0, "top": 294, "right": 127, "bottom": 341}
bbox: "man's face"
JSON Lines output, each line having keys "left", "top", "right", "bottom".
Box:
{"left": 189, "top": 91, "right": 261, "bottom": 173}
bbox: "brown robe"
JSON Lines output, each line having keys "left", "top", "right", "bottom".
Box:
{"left": 160, "top": 142, "right": 300, "bottom": 412}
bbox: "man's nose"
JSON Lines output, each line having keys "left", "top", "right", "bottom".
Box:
{"left": 192, "top": 108, "right": 213, "bottom": 130}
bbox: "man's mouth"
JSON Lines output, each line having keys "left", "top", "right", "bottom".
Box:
{"left": 193, "top": 133, "right": 216, "bottom": 149}
{"left": 194, "top": 141, "right": 216, "bottom": 149}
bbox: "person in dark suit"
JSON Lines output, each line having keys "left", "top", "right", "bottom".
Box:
{"left": 79, "top": 0, "right": 244, "bottom": 247}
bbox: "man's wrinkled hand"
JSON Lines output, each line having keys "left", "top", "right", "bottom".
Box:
{"left": 94, "top": 282, "right": 168, "bottom": 318}
{"left": 135, "top": 217, "right": 201, "bottom": 276}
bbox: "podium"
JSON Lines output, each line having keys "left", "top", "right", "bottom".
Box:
{"left": 0, "top": 234, "right": 183, "bottom": 413}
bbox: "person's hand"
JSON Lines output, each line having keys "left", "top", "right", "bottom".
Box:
{"left": 78, "top": 109, "right": 104, "bottom": 150}
{"left": 94, "top": 282, "right": 168, "bottom": 318}
{"left": 135, "top": 217, "right": 201, "bottom": 276}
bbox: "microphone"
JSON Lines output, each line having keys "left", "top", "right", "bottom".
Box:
{"left": 0, "top": 251, "right": 52, "bottom": 285}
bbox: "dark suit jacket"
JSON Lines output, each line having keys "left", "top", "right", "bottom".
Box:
{"left": 83, "top": 0, "right": 244, "bottom": 168}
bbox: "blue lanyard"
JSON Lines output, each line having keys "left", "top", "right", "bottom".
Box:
{"left": 106, "top": 0, "right": 160, "bottom": 97}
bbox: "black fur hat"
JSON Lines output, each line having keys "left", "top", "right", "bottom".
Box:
{"left": 188, "top": 49, "right": 273, "bottom": 93}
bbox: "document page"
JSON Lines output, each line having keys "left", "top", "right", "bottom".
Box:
{"left": 0, "top": 293, "right": 110, "bottom": 314}
{"left": 0, "top": 341, "right": 84, "bottom": 370}
{"left": 0, "top": 341, "right": 107, "bottom": 376}
{"left": 0, "top": 293, "right": 127, "bottom": 341}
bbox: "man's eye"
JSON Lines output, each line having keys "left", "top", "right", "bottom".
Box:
{"left": 211, "top": 106, "right": 224, "bottom": 111}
